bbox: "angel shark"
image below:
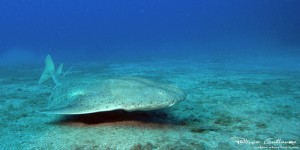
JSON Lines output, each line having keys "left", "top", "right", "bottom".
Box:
{"left": 38, "top": 55, "right": 186, "bottom": 114}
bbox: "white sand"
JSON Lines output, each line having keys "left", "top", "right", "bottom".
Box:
{"left": 0, "top": 60, "right": 299, "bottom": 149}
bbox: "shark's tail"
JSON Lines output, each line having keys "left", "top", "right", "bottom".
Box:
{"left": 38, "top": 55, "right": 63, "bottom": 85}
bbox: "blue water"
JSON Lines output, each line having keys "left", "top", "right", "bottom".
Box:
{"left": 0, "top": 0, "right": 299, "bottom": 65}
{"left": 0, "top": 1, "right": 300, "bottom": 149}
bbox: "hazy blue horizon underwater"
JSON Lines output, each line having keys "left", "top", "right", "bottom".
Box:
{"left": 0, "top": 0, "right": 299, "bottom": 65}
{"left": 0, "top": 0, "right": 299, "bottom": 149}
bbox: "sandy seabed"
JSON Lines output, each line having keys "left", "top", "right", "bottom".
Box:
{"left": 0, "top": 59, "right": 299, "bottom": 150}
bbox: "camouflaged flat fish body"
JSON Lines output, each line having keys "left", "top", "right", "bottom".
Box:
{"left": 41, "top": 77, "right": 185, "bottom": 114}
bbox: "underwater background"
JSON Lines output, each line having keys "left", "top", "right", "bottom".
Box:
{"left": 0, "top": 0, "right": 299, "bottom": 65}
{"left": 0, "top": 0, "right": 299, "bottom": 149}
